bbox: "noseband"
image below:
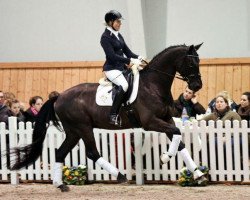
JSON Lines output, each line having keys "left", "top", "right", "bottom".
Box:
{"left": 144, "top": 54, "right": 201, "bottom": 83}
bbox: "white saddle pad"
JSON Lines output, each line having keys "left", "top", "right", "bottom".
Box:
{"left": 96, "top": 72, "right": 140, "bottom": 106}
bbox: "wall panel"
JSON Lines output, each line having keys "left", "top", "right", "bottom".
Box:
{"left": 0, "top": 59, "right": 249, "bottom": 109}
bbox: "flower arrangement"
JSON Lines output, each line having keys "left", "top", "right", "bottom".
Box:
{"left": 63, "top": 164, "right": 87, "bottom": 185}
{"left": 178, "top": 166, "right": 209, "bottom": 187}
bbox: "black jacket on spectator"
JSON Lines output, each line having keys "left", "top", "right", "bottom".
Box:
{"left": 0, "top": 105, "right": 11, "bottom": 124}
{"left": 237, "top": 105, "right": 250, "bottom": 121}
{"left": 171, "top": 94, "right": 206, "bottom": 118}
{"left": 23, "top": 108, "right": 37, "bottom": 124}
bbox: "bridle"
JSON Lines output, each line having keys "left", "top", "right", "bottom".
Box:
{"left": 143, "top": 54, "right": 201, "bottom": 83}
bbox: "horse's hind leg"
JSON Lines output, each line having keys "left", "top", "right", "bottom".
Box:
{"left": 53, "top": 127, "right": 80, "bottom": 192}
{"left": 82, "top": 128, "right": 128, "bottom": 183}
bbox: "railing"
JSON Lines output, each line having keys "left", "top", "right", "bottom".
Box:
{"left": 0, "top": 117, "right": 249, "bottom": 185}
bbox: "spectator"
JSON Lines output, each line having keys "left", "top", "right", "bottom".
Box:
{"left": 201, "top": 94, "right": 241, "bottom": 124}
{"left": 206, "top": 90, "right": 237, "bottom": 114}
{"left": 23, "top": 96, "right": 43, "bottom": 123}
{"left": 171, "top": 86, "right": 206, "bottom": 118}
{"left": 48, "top": 91, "right": 60, "bottom": 99}
{"left": 5, "top": 99, "right": 25, "bottom": 123}
{"left": 237, "top": 92, "right": 250, "bottom": 121}
{"left": 0, "top": 90, "right": 10, "bottom": 124}
{"left": 3, "top": 91, "right": 15, "bottom": 103}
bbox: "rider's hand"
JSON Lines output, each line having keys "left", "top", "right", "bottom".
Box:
{"left": 130, "top": 58, "right": 142, "bottom": 66}
{"left": 138, "top": 55, "right": 145, "bottom": 62}
{"left": 126, "top": 63, "right": 133, "bottom": 68}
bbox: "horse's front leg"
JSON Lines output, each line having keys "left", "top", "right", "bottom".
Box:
{"left": 143, "top": 118, "right": 184, "bottom": 163}
{"left": 143, "top": 118, "right": 206, "bottom": 182}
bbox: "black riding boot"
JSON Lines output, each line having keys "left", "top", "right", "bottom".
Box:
{"left": 109, "top": 86, "right": 125, "bottom": 126}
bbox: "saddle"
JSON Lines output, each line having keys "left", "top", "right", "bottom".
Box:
{"left": 96, "top": 64, "right": 143, "bottom": 128}
{"left": 96, "top": 65, "right": 141, "bottom": 106}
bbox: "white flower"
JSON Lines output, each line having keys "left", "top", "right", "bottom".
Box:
{"left": 180, "top": 167, "right": 187, "bottom": 174}
{"left": 78, "top": 164, "right": 87, "bottom": 169}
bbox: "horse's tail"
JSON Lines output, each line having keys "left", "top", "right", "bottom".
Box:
{"left": 10, "top": 96, "right": 60, "bottom": 170}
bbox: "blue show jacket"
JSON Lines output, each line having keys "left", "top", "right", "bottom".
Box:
{"left": 100, "top": 28, "right": 138, "bottom": 71}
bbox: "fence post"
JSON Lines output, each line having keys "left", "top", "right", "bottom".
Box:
{"left": 134, "top": 128, "right": 144, "bottom": 185}
{"left": 8, "top": 117, "right": 19, "bottom": 185}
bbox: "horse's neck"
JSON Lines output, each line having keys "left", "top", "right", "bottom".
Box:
{"left": 140, "top": 69, "right": 174, "bottom": 99}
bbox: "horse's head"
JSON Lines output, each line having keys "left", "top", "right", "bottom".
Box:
{"left": 177, "top": 43, "right": 203, "bottom": 92}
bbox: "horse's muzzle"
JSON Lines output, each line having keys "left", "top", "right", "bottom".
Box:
{"left": 188, "top": 78, "right": 202, "bottom": 92}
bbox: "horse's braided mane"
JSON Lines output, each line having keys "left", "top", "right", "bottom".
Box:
{"left": 143, "top": 44, "right": 187, "bottom": 70}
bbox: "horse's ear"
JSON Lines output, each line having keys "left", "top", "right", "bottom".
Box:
{"left": 188, "top": 45, "right": 195, "bottom": 54}
{"left": 194, "top": 42, "right": 203, "bottom": 51}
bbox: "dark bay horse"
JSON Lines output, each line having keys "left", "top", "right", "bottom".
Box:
{"left": 9, "top": 44, "right": 204, "bottom": 191}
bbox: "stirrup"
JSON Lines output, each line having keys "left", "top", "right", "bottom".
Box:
{"left": 109, "top": 115, "right": 122, "bottom": 126}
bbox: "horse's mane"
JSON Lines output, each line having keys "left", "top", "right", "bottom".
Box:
{"left": 151, "top": 44, "right": 187, "bottom": 63}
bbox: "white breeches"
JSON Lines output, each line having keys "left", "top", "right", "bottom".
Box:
{"left": 104, "top": 70, "right": 128, "bottom": 92}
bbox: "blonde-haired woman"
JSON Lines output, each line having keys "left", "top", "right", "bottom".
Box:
{"left": 5, "top": 98, "right": 25, "bottom": 123}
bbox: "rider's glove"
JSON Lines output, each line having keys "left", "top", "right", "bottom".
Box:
{"left": 130, "top": 58, "right": 142, "bottom": 66}
{"left": 138, "top": 55, "right": 145, "bottom": 62}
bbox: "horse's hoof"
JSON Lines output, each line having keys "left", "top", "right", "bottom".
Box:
{"left": 193, "top": 169, "right": 204, "bottom": 180}
{"left": 58, "top": 184, "right": 70, "bottom": 192}
{"left": 196, "top": 175, "right": 208, "bottom": 186}
{"left": 160, "top": 152, "right": 171, "bottom": 165}
{"left": 117, "top": 172, "right": 128, "bottom": 184}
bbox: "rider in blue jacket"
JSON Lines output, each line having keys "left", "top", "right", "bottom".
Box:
{"left": 101, "top": 10, "right": 142, "bottom": 126}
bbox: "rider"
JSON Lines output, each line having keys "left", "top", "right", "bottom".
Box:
{"left": 101, "top": 10, "right": 143, "bottom": 126}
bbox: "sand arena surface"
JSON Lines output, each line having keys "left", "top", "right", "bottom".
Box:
{"left": 0, "top": 183, "right": 250, "bottom": 200}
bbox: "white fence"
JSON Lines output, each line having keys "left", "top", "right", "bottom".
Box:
{"left": 0, "top": 117, "right": 249, "bottom": 185}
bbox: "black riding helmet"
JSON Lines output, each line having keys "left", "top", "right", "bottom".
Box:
{"left": 105, "top": 10, "right": 124, "bottom": 24}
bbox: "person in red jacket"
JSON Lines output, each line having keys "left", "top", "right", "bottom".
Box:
{"left": 23, "top": 96, "right": 43, "bottom": 124}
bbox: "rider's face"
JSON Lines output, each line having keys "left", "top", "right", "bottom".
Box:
{"left": 112, "top": 19, "right": 122, "bottom": 31}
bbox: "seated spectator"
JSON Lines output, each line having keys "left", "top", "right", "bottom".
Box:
{"left": 0, "top": 90, "right": 10, "bottom": 124}
{"left": 23, "top": 96, "right": 43, "bottom": 123}
{"left": 201, "top": 94, "right": 241, "bottom": 124}
{"left": 5, "top": 99, "right": 25, "bottom": 123}
{"left": 237, "top": 92, "right": 250, "bottom": 121}
{"left": 48, "top": 91, "right": 60, "bottom": 99}
{"left": 206, "top": 90, "right": 237, "bottom": 114}
{"left": 171, "top": 86, "right": 206, "bottom": 118}
{"left": 3, "top": 91, "right": 15, "bottom": 103}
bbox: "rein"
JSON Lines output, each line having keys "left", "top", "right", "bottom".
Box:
{"left": 142, "top": 54, "right": 200, "bottom": 82}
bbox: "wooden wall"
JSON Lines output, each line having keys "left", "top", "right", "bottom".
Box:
{"left": 0, "top": 58, "right": 250, "bottom": 109}
{"left": 171, "top": 58, "right": 250, "bottom": 107}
